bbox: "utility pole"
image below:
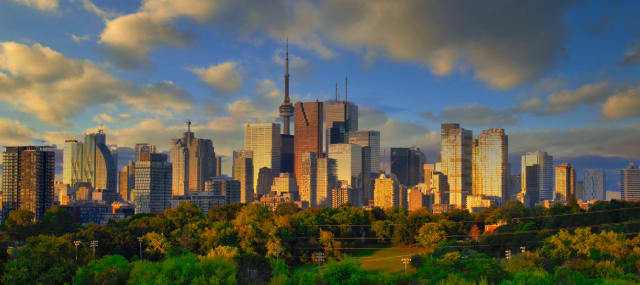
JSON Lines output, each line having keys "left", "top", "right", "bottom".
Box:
{"left": 90, "top": 240, "right": 99, "bottom": 260}
{"left": 313, "top": 252, "right": 325, "bottom": 270}
{"left": 505, "top": 250, "right": 511, "bottom": 260}
{"left": 401, "top": 257, "right": 412, "bottom": 274}
{"left": 138, "top": 237, "right": 144, "bottom": 260}
{"left": 73, "top": 241, "right": 81, "bottom": 262}
{"left": 520, "top": 246, "right": 526, "bottom": 254}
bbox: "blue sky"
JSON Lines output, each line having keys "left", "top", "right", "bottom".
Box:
{"left": 0, "top": 0, "right": 639, "bottom": 189}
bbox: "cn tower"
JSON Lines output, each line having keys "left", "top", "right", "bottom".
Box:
{"left": 279, "top": 39, "right": 294, "bottom": 134}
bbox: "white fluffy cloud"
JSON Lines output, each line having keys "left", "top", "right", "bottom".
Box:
{"left": 188, "top": 62, "right": 243, "bottom": 94}
{"left": 98, "top": 0, "right": 573, "bottom": 88}
{"left": 11, "top": 0, "right": 58, "bottom": 11}
{"left": 515, "top": 82, "right": 611, "bottom": 115}
{"left": 601, "top": 86, "right": 640, "bottom": 121}
{"left": 0, "top": 41, "right": 193, "bottom": 126}
{"left": 0, "top": 118, "right": 34, "bottom": 147}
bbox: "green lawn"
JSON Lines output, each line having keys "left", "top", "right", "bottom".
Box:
{"left": 353, "top": 245, "right": 428, "bottom": 273}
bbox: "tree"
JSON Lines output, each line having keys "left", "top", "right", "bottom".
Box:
{"left": 73, "top": 254, "right": 131, "bottom": 285}
{"left": 416, "top": 223, "right": 447, "bottom": 248}
{"left": 2, "top": 235, "right": 77, "bottom": 285}
{"left": 128, "top": 253, "right": 236, "bottom": 284}
{"left": 39, "top": 206, "right": 75, "bottom": 236}
{"left": 144, "top": 232, "right": 172, "bottom": 260}
{"left": 3, "top": 209, "right": 34, "bottom": 239}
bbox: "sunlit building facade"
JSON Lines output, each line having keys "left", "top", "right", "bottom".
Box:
{"left": 374, "top": 173, "right": 400, "bottom": 209}
{"left": 325, "top": 100, "right": 358, "bottom": 152}
{"left": 294, "top": 101, "right": 323, "bottom": 188}
{"left": 316, "top": 157, "right": 338, "bottom": 207}
{"left": 244, "top": 123, "right": 281, "bottom": 194}
{"left": 583, "top": 168, "right": 605, "bottom": 201}
{"left": 472, "top": 128, "right": 509, "bottom": 204}
{"left": 440, "top": 123, "right": 472, "bottom": 208}
{"left": 134, "top": 153, "right": 172, "bottom": 214}
{"left": 299, "top": 152, "right": 317, "bottom": 207}
{"left": 621, "top": 163, "right": 640, "bottom": 201}
{"left": 349, "top": 130, "right": 380, "bottom": 173}
{"left": 232, "top": 150, "right": 254, "bottom": 203}
{"left": 328, "top": 143, "right": 362, "bottom": 203}
{"left": 170, "top": 122, "right": 216, "bottom": 196}
{"left": 521, "top": 150, "right": 553, "bottom": 202}
{"left": 554, "top": 163, "right": 575, "bottom": 201}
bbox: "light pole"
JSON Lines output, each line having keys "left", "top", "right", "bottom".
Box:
{"left": 505, "top": 250, "right": 511, "bottom": 260}
{"left": 401, "top": 257, "right": 411, "bottom": 274}
{"left": 73, "top": 241, "right": 81, "bottom": 262}
{"left": 137, "top": 237, "right": 144, "bottom": 260}
{"left": 520, "top": 246, "right": 526, "bottom": 254}
{"left": 90, "top": 240, "right": 99, "bottom": 260}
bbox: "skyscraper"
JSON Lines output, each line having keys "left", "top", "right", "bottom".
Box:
{"left": 299, "top": 152, "right": 317, "bottom": 207}
{"left": 440, "top": 123, "right": 472, "bottom": 208}
{"left": 135, "top": 143, "right": 156, "bottom": 162}
{"left": 245, "top": 123, "right": 281, "bottom": 193}
{"left": 134, "top": 153, "right": 172, "bottom": 214}
{"left": 256, "top": 167, "right": 274, "bottom": 196}
{"left": 554, "top": 163, "right": 575, "bottom": 201}
{"left": 271, "top": 172, "right": 298, "bottom": 195}
{"left": 82, "top": 130, "right": 117, "bottom": 192}
{"left": 1, "top": 146, "right": 55, "bottom": 220}
{"left": 279, "top": 39, "right": 294, "bottom": 135}
{"left": 325, "top": 83, "right": 358, "bottom": 152}
{"left": 521, "top": 150, "right": 553, "bottom": 202}
{"left": 294, "top": 101, "right": 323, "bottom": 188}
{"left": 280, "top": 134, "right": 294, "bottom": 173}
{"left": 390, "top": 147, "right": 425, "bottom": 188}
{"left": 349, "top": 130, "right": 381, "bottom": 173}
{"left": 521, "top": 165, "right": 539, "bottom": 207}
{"left": 63, "top": 139, "right": 83, "bottom": 186}
{"left": 206, "top": 177, "right": 241, "bottom": 204}
{"left": 331, "top": 184, "right": 354, "bottom": 208}
{"left": 215, "top": 156, "right": 222, "bottom": 177}
{"left": 472, "top": 129, "right": 509, "bottom": 204}
{"left": 119, "top": 161, "right": 135, "bottom": 202}
{"left": 583, "top": 168, "right": 605, "bottom": 201}
{"left": 233, "top": 150, "right": 254, "bottom": 203}
{"left": 170, "top": 121, "right": 216, "bottom": 196}
{"left": 328, "top": 144, "right": 362, "bottom": 200}
{"left": 316, "top": 156, "right": 338, "bottom": 207}
{"left": 374, "top": 173, "right": 400, "bottom": 209}
{"left": 621, "top": 163, "right": 640, "bottom": 201}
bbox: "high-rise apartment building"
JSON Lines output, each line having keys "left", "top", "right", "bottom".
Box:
{"left": 554, "top": 163, "right": 575, "bottom": 201}
{"left": 583, "top": 168, "right": 605, "bottom": 201}
{"left": 119, "top": 161, "right": 135, "bottom": 201}
{"left": 170, "top": 121, "right": 216, "bottom": 196}
{"left": 349, "top": 130, "right": 381, "bottom": 174}
{"left": 408, "top": 188, "right": 429, "bottom": 211}
{"left": 1, "top": 146, "right": 55, "bottom": 220}
{"left": 621, "top": 163, "right": 640, "bottom": 201}
{"left": 424, "top": 163, "right": 435, "bottom": 187}
{"left": 472, "top": 129, "right": 509, "bottom": 204}
{"left": 84, "top": 131, "right": 118, "bottom": 192}
{"left": 331, "top": 184, "right": 354, "bottom": 208}
{"left": 233, "top": 150, "right": 254, "bottom": 203}
{"left": 245, "top": 123, "right": 281, "bottom": 194}
{"left": 391, "top": 147, "right": 426, "bottom": 188}
{"left": 440, "top": 123, "right": 472, "bottom": 209}
{"left": 134, "top": 153, "right": 172, "bottom": 214}
{"left": 374, "top": 173, "right": 400, "bottom": 209}
{"left": 316, "top": 157, "right": 338, "bottom": 207}
{"left": 299, "top": 152, "right": 317, "bottom": 207}
{"left": 521, "top": 150, "right": 553, "bottom": 202}
{"left": 294, "top": 101, "right": 323, "bottom": 188}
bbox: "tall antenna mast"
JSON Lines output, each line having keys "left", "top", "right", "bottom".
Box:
{"left": 284, "top": 38, "right": 290, "bottom": 103}
{"left": 335, "top": 82, "right": 338, "bottom": 101}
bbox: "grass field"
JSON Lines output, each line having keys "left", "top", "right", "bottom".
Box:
{"left": 351, "top": 245, "right": 428, "bottom": 273}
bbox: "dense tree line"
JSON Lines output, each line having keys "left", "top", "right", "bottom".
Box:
{"left": 1, "top": 199, "right": 640, "bottom": 284}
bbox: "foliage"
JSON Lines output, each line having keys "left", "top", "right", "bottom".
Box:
{"left": 128, "top": 252, "right": 236, "bottom": 285}
{"left": 73, "top": 254, "right": 131, "bottom": 285}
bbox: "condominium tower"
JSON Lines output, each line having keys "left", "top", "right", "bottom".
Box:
{"left": 472, "top": 129, "right": 509, "bottom": 203}
{"left": 521, "top": 150, "right": 554, "bottom": 202}
{"left": 554, "top": 163, "right": 575, "bottom": 201}
{"left": 134, "top": 153, "right": 172, "bottom": 214}
{"left": 440, "top": 123, "right": 472, "bottom": 208}
{"left": 583, "top": 168, "right": 605, "bottom": 201}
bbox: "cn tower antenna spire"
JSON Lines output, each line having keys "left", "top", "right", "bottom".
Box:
{"left": 279, "top": 37, "right": 294, "bottom": 135}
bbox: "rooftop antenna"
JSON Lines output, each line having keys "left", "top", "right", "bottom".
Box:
{"left": 335, "top": 82, "right": 338, "bottom": 101}
{"left": 186, "top": 120, "right": 192, "bottom": 132}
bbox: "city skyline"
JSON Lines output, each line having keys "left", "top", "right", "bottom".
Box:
{"left": 0, "top": 1, "right": 639, "bottom": 192}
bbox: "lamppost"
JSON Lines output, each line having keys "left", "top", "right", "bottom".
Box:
{"left": 520, "top": 246, "right": 526, "bottom": 254}
{"left": 137, "top": 237, "right": 144, "bottom": 260}
{"left": 73, "top": 241, "right": 81, "bottom": 262}
{"left": 505, "top": 250, "right": 512, "bottom": 260}
{"left": 90, "top": 240, "right": 99, "bottom": 260}
{"left": 401, "top": 257, "right": 411, "bottom": 274}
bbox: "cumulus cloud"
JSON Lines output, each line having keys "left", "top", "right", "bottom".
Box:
{"left": 98, "top": 0, "right": 573, "bottom": 88}
{"left": 188, "top": 62, "right": 244, "bottom": 94}
{"left": 601, "top": 85, "right": 640, "bottom": 121}
{"left": 99, "top": 0, "right": 216, "bottom": 67}
{"left": 510, "top": 124, "right": 640, "bottom": 159}
{"left": 92, "top": 113, "right": 135, "bottom": 124}
{"left": 360, "top": 106, "right": 439, "bottom": 152}
{"left": 11, "top": 0, "right": 58, "bottom": 11}
{"left": 71, "top": 34, "right": 91, "bottom": 43}
{"left": 622, "top": 43, "right": 640, "bottom": 66}
{"left": 0, "top": 118, "right": 34, "bottom": 146}
{"left": 0, "top": 41, "right": 193, "bottom": 126}
{"left": 515, "top": 82, "right": 610, "bottom": 115}
{"left": 422, "top": 104, "right": 518, "bottom": 126}
{"left": 273, "top": 48, "right": 311, "bottom": 77}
